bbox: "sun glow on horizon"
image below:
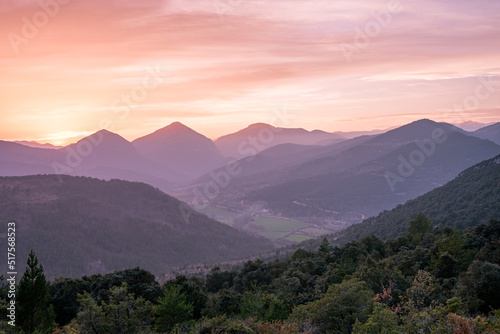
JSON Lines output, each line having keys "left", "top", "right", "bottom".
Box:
{"left": 1, "top": 0, "right": 499, "bottom": 143}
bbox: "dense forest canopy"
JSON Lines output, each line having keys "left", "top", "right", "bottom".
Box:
{"left": 1, "top": 215, "right": 499, "bottom": 333}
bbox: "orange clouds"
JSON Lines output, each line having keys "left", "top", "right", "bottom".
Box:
{"left": 0, "top": 0, "right": 499, "bottom": 143}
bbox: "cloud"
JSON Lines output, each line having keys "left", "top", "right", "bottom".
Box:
{"left": 0, "top": 0, "right": 499, "bottom": 142}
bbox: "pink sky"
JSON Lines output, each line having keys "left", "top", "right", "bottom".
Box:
{"left": 1, "top": 0, "right": 499, "bottom": 145}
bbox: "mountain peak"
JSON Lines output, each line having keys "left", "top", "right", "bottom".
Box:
{"left": 374, "top": 118, "right": 464, "bottom": 143}
{"left": 76, "top": 129, "right": 131, "bottom": 146}
{"left": 167, "top": 121, "right": 189, "bottom": 129}
{"left": 246, "top": 123, "right": 275, "bottom": 130}
{"left": 152, "top": 122, "right": 199, "bottom": 136}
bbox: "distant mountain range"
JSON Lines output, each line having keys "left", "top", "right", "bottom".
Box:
{"left": 13, "top": 141, "right": 62, "bottom": 149}
{"left": 453, "top": 121, "right": 495, "bottom": 132}
{"left": 0, "top": 175, "right": 274, "bottom": 278}
{"left": 2, "top": 119, "right": 500, "bottom": 231}
{"left": 214, "top": 123, "right": 345, "bottom": 158}
{"left": 472, "top": 122, "right": 500, "bottom": 145}
{"left": 202, "top": 120, "right": 500, "bottom": 226}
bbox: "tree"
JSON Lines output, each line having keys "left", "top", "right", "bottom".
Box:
{"left": 408, "top": 213, "right": 433, "bottom": 245}
{"left": 318, "top": 238, "right": 333, "bottom": 254}
{"left": 290, "top": 279, "right": 374, "bottom": 333}
{"left": 164, "top": 275, "right": 207, "bottom": 319}
{"left": 49, "top": 277, "right": 91, "bottom": 326}
{"left": 76, "top": 292, "right": 107, "bottom": 334}
{"left": 353, "top": 302, "right": 401, "bottom": 334}
{"left": 456, "top": 260, "right": 500, "bottom": 313}
{"left": 17, "top": 250, "right": 55, "bottom": 333}
{"left": 155, "top": 285, "right": 193, "bottom": 332}
{"left": 102, "top": 283, "right": 154, "bottom": 334}
{"left": 76, "top": 283, "right": 154, "bottom": 334}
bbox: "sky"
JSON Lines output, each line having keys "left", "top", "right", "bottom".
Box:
{"left": 0, "top": 0, "right": 499, "bottom": 145}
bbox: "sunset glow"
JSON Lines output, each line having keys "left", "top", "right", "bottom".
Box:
{"left": 1, "top": 0, "right": 499, "bottom": 144}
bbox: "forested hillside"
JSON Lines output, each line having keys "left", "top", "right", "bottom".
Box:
{"left": 2, "top": 216, "right": 499, "bottom": 333}
{"left": 333, "top": 154, "right": 500, "bottom": 244}
{"left": 0, "top": 175, "right": 274, "bottom": 278}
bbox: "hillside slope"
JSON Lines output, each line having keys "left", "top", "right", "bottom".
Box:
{"left": 334, "top": 154, "right": 500, "bottom": 242}
{"left": 0, "top": 175, "right": 274, "bottom": 278}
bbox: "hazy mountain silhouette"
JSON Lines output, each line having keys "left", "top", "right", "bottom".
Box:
{"left": 133, "top": 122, "right": 228, "bottom": 179}
{"left": 207, "top": 119, "right": 462, "bottom": 198}
{"left": 209, "top": 120, "right": 500, "bottom": 224}
{"left": 472, "top": 122, "right": 500, "bottom": 145}
{"left": 454, "top": 120, "right": 495, "bottom": 132}
{"left": 0, "top": 141, "right": 61, "bottom": 176}
{"left": 14, "top": 141, "right": 62, "bottom": 149}
{"left": 1, "top": 131, "right": 177, "bottom": 192}
{"left": 214, "top": 123, "right": 345, "bottom": 158}
{"left": 0, "top": 175, "right": 274, "bottom": 278}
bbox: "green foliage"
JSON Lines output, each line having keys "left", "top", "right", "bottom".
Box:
{"left": 290, "top": 279, "right": 374, "bottom": 333}
{"left": 75, "top": 291, "right": 108, "bottom": 333}
{"left": 318, "top": 238, "right": 333, "bottom": 254}
{"left": 18, "top": 217, "right": 500, "bottom": 333}
{"left": 409, "top": 213, "right": 434, "bottom": 245}
{"left": 154, "top": 285, "right": 193, "bottom": 332}
{"left": 336, "top": 155, "right": 500, "bottom": 242}
{"left": 352, "top": 303, "right": 400, "bottom": 334}
{"left": 16, "top": 250, "right": 55, "bottom": 333}
{"left": 430, "top": 229, "right": 475, "bottom": 272}
{"left": 76, "top": 283, "right": 154, "bottom": 334}
{"left": 456, "top": 260, "right": 500, "bottom": 314}
{"left": 49, "top": 277, "right": 91, "bottom": 326}
{"left": 240, "top": 287, "right": 288, "bottom": 322}
{"left": 164, "top": 275, "right": 207, "bottom": 319}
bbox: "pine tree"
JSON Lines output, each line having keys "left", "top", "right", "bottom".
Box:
{"left": 155, "top": 285, "right": 193, "bottom": 332}
{"left": 319, "top": 237, "right": 333, "bottom": 254}
{"left": 16, "top": 250, "right": 55, "bottom": 333}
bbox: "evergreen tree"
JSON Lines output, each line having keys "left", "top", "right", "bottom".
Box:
{"left": 408, "top": 213, "right": 433, "bottom": 245}
{"left": 319, "top": 237, "right": 333, "bottom": 254}
{"left": 154, "top": 285, "right": 193, "bottom": 332}
{"left": 17, "top": 250, "right": 55, "bottom": 333}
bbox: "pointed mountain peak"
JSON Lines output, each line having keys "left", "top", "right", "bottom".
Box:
{"left": 166, "top": 121, "right": 190, "bottom": 130}
{"left": 83, "top": 129, "right": 129, "bottom": 142}
{"left": 151, "top": 122, "right": 201, "bottom": 137}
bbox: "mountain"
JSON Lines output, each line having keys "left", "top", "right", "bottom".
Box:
{"left": 0, "top": 175, "right": 274, "bottom": 278}
{"left": 331, "top": 128, "right": 390, "bottom": 139}
{"left": 0, "top": 141, "right": 62, "bottom": 175}
{"left": 214, "top": 123, "right": 345, "bottom": 158}
{"left": 454, "top": 121, "right": 495, "bottom": 132}
{"left": 14, "top": 141, "right": 62, "bottom": 149}
{"left": 1, "top": 130, "right": 177, "bottom": 192}
{"left": 205, "top": 120, "right": 500, "bottom": 227}
{"left": 246, "top": 131, "right": 500, "bottom": 223}
{"left": 333, "top": 154, "right": 500, "bottom": 243}
{"left": 472, "top": 122, "right": 500, "bottom": 145}
{"left": 207, "top": 119, "right": 467, "bottom": 201}
{"left": 133, "top": 122, "right": 228, "bottom": 179}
